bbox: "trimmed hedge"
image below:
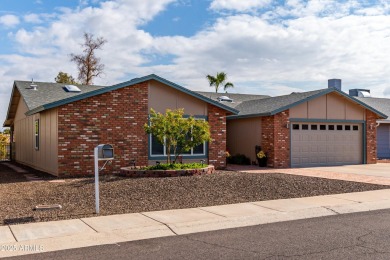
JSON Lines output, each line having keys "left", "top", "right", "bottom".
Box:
{"left": 142, "top": 163, "right": 207, "bottom": 171}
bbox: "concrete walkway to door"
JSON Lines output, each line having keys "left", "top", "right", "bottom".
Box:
{"left": 227, "top": 163, "right": 390, "bottom": 186}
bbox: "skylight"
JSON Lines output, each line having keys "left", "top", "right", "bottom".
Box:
{"left": 64, "top": 85, "right": 81, "bottom": 92}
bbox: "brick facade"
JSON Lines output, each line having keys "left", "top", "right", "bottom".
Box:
{"left": 57, "top": 82, "right": 149, "bottom": 177}
{"left": 261, "top": 110, "right": 290, "bottom": 168}
{"left": 366, "top": 109, "right": 377, "bottom": 164}
{"left": 208, "top": 104, "right": 227, "bottom": 169}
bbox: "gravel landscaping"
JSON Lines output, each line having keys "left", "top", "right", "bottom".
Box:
{"left": 1, "top": 162, "right": 389, "bottom": 225}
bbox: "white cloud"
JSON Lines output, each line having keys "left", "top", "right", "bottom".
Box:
{"left": 210, "top": 0, "right": 271, "bottom": 12}
{"left": 24, "top": 14, "right": 42, "bottom": 24}
{"left": 2, "top": 0, "right": 390, "bottom": 129}
{"left": 149, "top": 11, "right": 390, "bottom": 97}
{"left": 0, "top": 14, "right": 20, "bottom": 28}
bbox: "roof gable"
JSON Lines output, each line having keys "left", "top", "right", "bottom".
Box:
{"left": 228, "top": 88, "right": 388, "bottom": 119}
{"left": 4, "top": 75, "right": 239, "bottom": 126}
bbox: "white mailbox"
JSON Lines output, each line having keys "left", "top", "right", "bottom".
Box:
{"left": 97, "top": 144, "right": 114, "bottom": 160}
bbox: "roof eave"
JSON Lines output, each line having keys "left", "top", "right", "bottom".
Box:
{"left": 24, "top": 74, "right": 239, "bottom": 116}
{"left": 269, "top": 88, "right": 333, "bottom": 115}
{"left": 331, "top": 88, "right": 388, "bottom": 119}
{"left": 227, "top": 112, "right": 272, "bottom": 120}
{"left": 118, "top": 74, "right": 240, "bottom": 114}
{"left": 25, "top": 106, "right": 45, "bottom": 116}
{"left": 3, "top": 82, "right": 19, "bottom": 127}
{"left": 267, "top": 88, "right": 388, "bottom": 119}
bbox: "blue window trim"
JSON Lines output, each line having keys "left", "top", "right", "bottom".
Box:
{"left": 147, "top": 114, "right": 209, "bottom": 160}
{"left": 289, "top": 119, "right": 367, "bottom": 166}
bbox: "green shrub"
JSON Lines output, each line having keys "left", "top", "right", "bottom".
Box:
{"left": 143, "top": 163, "right": 207, "bottom": 171}
{"left": 227, "top": 154, "right": 251, "bottom": 165}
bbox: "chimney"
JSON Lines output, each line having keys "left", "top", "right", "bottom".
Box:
{"left": 328, "top": 79, "right": 341, "bottom": 90}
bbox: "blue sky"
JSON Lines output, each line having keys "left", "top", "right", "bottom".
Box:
{"left": 1, "top": 0, "right": 390, "bottom": 129}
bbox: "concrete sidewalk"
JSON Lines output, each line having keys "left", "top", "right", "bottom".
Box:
{"left": 2, "top": 189, "right": 390, "bottom": 258}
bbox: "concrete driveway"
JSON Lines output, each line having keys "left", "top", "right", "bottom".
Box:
{"left": 228, "top": 163, "right": 390, "bottom": 185}
{"left": 304, "top": 163, "right": 390, "bottom": 178}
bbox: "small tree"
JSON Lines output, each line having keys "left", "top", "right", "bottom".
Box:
{"left": 70, "top": 32, "right": 107, "bottom": 85}
{"left": 144, "top": 109, "right": 211, "bottom": 164}
{"left": 55, "top": 71, "right": 78, "bottom": 84}
{"left": 206, "top": 72, "right": 234, "bottom": 93}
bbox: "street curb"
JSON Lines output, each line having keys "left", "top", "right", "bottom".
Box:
{"left": 1, "top": 189, "right": 390, "bottom": 258}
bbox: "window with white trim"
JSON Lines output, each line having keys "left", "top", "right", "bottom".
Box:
{"left": 34, "top": 119, "right": 39, "bottom": 150}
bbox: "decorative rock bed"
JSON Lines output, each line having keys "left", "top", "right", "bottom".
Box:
{"left": 118, "top": 165, "right": 215, "bottom": 178}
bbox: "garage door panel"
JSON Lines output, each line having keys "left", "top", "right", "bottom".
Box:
{"left": 291, "top": 123, "right": 362, "bottom": 167}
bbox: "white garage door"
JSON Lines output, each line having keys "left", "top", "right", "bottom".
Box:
{"left": 291, "top": 123, "right": 363, "bottom": 167}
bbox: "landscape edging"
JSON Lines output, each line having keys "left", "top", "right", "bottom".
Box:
{"left": 118, "top": 165, "right": 215, "bottom": 178}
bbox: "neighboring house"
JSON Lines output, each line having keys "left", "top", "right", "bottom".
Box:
{"left": 198, "top": 80, "right": 387, "bottom": 167}
{"left": 3, "top": 74, "right": 238, "bottom": 176}
{"left": 351, "top": 91, "right": 390, "bottom": 159}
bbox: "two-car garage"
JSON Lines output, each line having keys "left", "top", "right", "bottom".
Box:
{"left": 291, "top": 122, "right": 363, "bottom": 167}
{"left": 226, "top": 87, "right": 387, "bottom": 169}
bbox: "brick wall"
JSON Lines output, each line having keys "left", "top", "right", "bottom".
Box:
{"left": 366, "top": 109, "right": 377, "bottom": 164}
{"left": 261, "top": 110, "right": 290, "bottom": 168}
{"left": 57, "top": 82, "right": 149, "bottom": 177}
{"left": 208, "top": 104, "right": 227, "bottom": 169}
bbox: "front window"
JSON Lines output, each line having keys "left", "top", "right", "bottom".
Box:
{"left": 34, "top": 119, "right": 39, "bottom": 150}
{"left": 150, "top": 135, "right": 206, "bottom": 157}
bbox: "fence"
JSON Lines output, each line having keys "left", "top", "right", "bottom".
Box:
{"left": 0, "top": 142, "right": 10, "bottom": 161}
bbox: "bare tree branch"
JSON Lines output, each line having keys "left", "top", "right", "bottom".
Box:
{"left": 70, "top": 33, "right": 107, "bottom": 85}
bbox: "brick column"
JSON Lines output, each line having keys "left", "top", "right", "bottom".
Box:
{"left": 261, "top": 110, "right": 290, "bottom": 168}
{"left": 366, "top": 110, "right": 377, "bottom": 164}
{"left": 57, "top": 82, "right": 149, "bottom": 177}
{"left": 207, "top": 104, "right": 227, "bottom": 169}
{"left": 261, "top": 115, "right": 275, "bottom": 167}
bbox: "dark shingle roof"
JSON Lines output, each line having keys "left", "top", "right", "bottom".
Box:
{"left": 5, "top": 75, "right": 387, "bottom": 127}
{"left": 195, "top": 91, "right": 270, "bottom": 109}
{"left": 4, "top": 75, "right": 239, "bottom": 126}
{"left": 15, "top": 81, "right": 106, "bottom": 111}
{"left": 232, "top": 89, "right": 327, "bottom": 117}
{"left": 198, "top": 88, "right": 388, "bottom": 119}
{"left": 355, "top": 97, "right": 390, "bottom": 119}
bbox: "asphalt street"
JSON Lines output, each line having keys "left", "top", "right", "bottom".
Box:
{"left": 8, "top": 209, "right": 390, "bottom": 260}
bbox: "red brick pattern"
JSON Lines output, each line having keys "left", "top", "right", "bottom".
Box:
{"left": 57, "top": 82, "right": 149, "bottom": 177}
{"left": 261, "top": 110, "right": 290, "bottom": 168}
{"left": 366, "top": 110, "right": 377, "bottom": 164}
{"left": 208, "top": 104, "right": 227, "bottom": 169}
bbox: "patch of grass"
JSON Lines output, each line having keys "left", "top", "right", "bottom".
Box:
{"left": 143, "top": 163, "right": 207, "bottom": 171}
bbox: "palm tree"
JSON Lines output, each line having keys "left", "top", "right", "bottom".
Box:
{"left": 206, "top": 72, "right": 234, "bottom": 93}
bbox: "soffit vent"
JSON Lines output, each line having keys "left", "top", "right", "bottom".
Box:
{"left": 217, "top": 96, "right": 234, "bottom": 102}
{"left": 63, "top": 85, "right": 81, "bottom": 92}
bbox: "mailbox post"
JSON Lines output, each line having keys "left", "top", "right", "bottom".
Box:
{"left": 94, "top": 144, "right": 114, "bottom": 214}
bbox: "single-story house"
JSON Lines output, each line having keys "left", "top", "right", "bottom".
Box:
{"left": 350, "top": 90, "right": 390, "bottom": 159}
{"left": 198, "top": 80, "right": 387, "bottom": 168}
{"left": 3, "top": 74, "right": 238, "bottom": 176}
{"left": 3, "top": 75, "right": 388, "bottom": 176}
